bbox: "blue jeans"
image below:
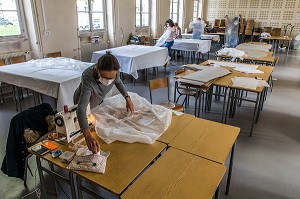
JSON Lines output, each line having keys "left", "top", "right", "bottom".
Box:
{"left": 164, "top": 41, "right": 174, "bottom": 57}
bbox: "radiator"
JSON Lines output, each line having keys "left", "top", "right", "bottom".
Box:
{"left": 81, "top": 42, "right": 108, "bottom": 62}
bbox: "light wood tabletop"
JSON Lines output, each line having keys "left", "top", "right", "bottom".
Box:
{"left": 158, "top": 113, "right": 195, "bottom": 144}
{"left": 31, "top": 132, "right": 166, "bottom": 195}
{"left": 121, "top": 148, "right": 226, "bottom": 199}
{"left": 169, "top": 117, "right": 240, "bottom": 164}
{"left": 73, "top": 136, "right": 166, "bottom": 195}
{"left": 260, "top": 36, "right": 292, "bottom": 41}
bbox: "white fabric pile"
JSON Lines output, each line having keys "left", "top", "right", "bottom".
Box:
{"left": 217, "top": 48, "right": 245, "bottom": 61}
{"left": 92, "top": 93, "right": 172, "bottom": 144}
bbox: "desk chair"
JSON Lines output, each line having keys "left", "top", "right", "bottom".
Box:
{"left": 271, "top": 28, "right": 281, "bottom": 36}
{"left": 10, "top": 56, "right": 26, "bottom": 64}
{"left": 48, "top": 51, "right": 62, "bottom": 58}
{"left": 262, "top": 27, "right": 272, "bottom": 34}
{"left": 174, "top": 68, "right": 198, "bottom": 107}
{"left": 0, "top": 59, "right": 5, "bottom": 66}
{"left": 149, "top": 77, "right": 184, "bottom": 112}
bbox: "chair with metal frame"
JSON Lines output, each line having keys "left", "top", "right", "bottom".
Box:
{"left": 149, "top": 77, "right": 184, "bottom": 112}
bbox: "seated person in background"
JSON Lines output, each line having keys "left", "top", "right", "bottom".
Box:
{"left": 189, "top": 18, "right": 205, "bottom": 39}
{"left": 74, "top": 52, "right": 135, "bottom": 153}
{"left": 174, "top": 22, "right": 182, "bottom": 38}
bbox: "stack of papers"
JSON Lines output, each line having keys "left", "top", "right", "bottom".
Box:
{"left": 207, "top": 61, "right": 264, "bottom": 74}
{"left": 177, "top": 67, "right": 231, "bottom": 85}
{"left": 231, "top": 77, "right": 270, "bottom": 90}
{"left": 183, "top": 64, "right": 208, "bottom": 71}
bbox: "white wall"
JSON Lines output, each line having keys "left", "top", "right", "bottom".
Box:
{"left": 203, "top": 0, "right": 300, "bottom": 36}
{"left": 24, "top": 0, "right": 80, "bottom": 59}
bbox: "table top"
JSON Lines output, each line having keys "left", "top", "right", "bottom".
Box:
{"left": 260, "top": 36, "right": 292, "bottom": 41}
{"left": 121, "top": 148, "right": 226, "bottom": 199}
{"left": 157, "top": 113, "right": 195, "bottom": 144}
{"left": 91, "top": 45, "right": 169, "bottom": 79}
{"left": 0, "top": 57, "right": 92, "bottom": 110}
{"left": 169, "top": 117, "right": 240, "bottom": 164}
{"left": 216, "top": 50, "right": 275, "bottom": 63}
{"left": 236, "top": 43, "right": 272, "bottom": 52}
{"left": 31, "top": 132, "right": 166, "bottom": 195}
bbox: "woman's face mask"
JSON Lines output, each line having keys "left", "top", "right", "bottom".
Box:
{"left": 98, "top": 75, "right": 115, "bottom": 86}
{"left": 96, "top": 69, "right": 117, "bottom": 86}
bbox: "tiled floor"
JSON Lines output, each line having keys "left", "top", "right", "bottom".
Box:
{"left": 0, "top": 49, "right": 300, "bottom": 199}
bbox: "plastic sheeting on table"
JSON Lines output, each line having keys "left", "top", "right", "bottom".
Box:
{"left": 92, "top": 93, "right": 172, "bottom": 144}
{"left": 217, "top": 48, "right": 245, "bottom": 61}
{"left": 231, "top": 77, "right": 270, "bottom": 90}
{"left": 0, "top": 57, "right": 93, "bottom": 111}
{"left": 236, "top": 43, "right": 272, "bottom": 52}
{"left": 209, "top": 61, "right": 264, "bottom": 74}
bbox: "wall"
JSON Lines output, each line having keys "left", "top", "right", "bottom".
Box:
{"left": 24, "top": 0, "right": 80, "bottom": 59}
{"left": 204, "top": 0, "right": 300, "bottom": 36}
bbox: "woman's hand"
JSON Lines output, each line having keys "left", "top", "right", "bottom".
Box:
{"left": 82, "top": 129, "right": 100, "bottom": 154}
{"left": 125, "top": 96, "right": 135, "bottom": 113}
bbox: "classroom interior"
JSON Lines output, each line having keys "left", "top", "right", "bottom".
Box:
{"left": 1, "top": 0, "right": 300, "bottom": 199}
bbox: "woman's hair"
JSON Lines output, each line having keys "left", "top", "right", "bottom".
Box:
{"left": 165, "top": 19, "right": 175, "bottom": 27}
{"left": 96, "top": 51, "right": 120, "bottom": 71}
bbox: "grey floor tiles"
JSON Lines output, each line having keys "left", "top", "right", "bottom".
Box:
{"left": 0, "top": 50, "right": 300, "bottom": 199}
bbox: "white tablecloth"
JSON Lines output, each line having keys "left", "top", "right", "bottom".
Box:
{"left": 172, "top": 39, "right": 211, "bottom": 53}
{"left": 0, "top": 57, "right": 93, "bottom": 111}
{"left": 91, "top": 45, "right": 169, "bottom": 79}
{"left": 181, "top": 34, "right": 220, "bottom": 41}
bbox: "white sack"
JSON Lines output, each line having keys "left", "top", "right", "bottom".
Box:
{"left": 92, "top": 93, "right": 172, "bottom": 144}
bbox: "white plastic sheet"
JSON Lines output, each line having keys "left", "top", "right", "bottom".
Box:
{"left": 231, "top": 77, "right": 270, "bottom": 90}
{"left": 155, "top": 27, "right": 172, "bottom": 47}
{"left": 92, "top": 93, "right": 172, "bottom": 144}
{"left": 217, "top": 48, "right": 245, "bottom": 61}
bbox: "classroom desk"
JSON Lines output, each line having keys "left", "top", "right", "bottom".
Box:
{"left": 31, "top": 132, "right": 166, "bottom": 199}
{"left": 178, "top": 60, "right": 273, "bottom": 135}
{"left": 169, "top": 117, "right": 240, "bottom": 195}
{"left": 121, "top": 148, "right": 226, "bottom": 199}
{"left": 236, "top": 43, "right": 272, "bottom": 52}
{"left": 216, "top": 51, "right": 275, "bottom": 65}
{"left": 260, "top": 36, "right": 292, "bottom": 57}
{"left": 157, "top": 113, "right": 195, "bottom": 144}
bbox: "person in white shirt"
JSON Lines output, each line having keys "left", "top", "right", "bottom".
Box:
{"left": 189, "top": 18, "right": 205, "bottom": 39}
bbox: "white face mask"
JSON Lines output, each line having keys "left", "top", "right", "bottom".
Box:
{"left": 98, "top": 76, "right": 115, "bottom": 86}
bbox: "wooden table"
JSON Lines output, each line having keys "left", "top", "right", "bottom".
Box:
{"left": 157, "top": 113, "right": 195, "bottom": 144}
{"left": 216, "top": 51, "right": 275, "bottom": 65}
{"left": 260, "top": 36, "right": 292, "bottom": 57}
{"left": 32, "top": 132, "right": 167, "bottom": 199}
{"left": 169, "top": 117, "right": 240, "bottom": 195}
{"left": 121, "top": 148, "right": 226, "bottom": 199}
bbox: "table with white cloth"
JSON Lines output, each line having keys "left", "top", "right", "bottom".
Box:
{"left": 181, "top": 34, "right": 220, "bottom": 41}
{"left": 172, "top": 39, "right": 211, "bottom": 53}
{"left": 91, "top": 45, "right": 169, "bottom": 79}
{"left": 0, "top": 57, "right": 92, "bottom": 111}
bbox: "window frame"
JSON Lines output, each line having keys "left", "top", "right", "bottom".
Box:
{"left": 135, "top": 0, "right": 150, "bottom": 29}
{"left": 170, "top": 0, "right": 180, "bottom": 23}
{"left": 77, "top": 0, "right": 107, "bottom": 33}
{"left": 193, "top": 0, "right": 202, "bottom": 20}
{"left": 0, "top": 0, "right": 27, "bottom": 38}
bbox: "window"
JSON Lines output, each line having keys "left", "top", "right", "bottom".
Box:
{"left": 0, "top": 0, "right": 23, "bottom": 37}
{"left": 136, "top": 0, "right": 150, "bottom": 28}
{"left": 77, "top": 0, "right": 105, "bottom": 32}
{"left": 193, "top": 0, "right": 202, "bottom": 20}
{"left": 170, "top": 0, "right": 179, "bottom": 23}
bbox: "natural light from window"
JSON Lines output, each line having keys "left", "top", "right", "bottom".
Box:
{"left": 170, "top": 0, "right": 179, "bottom": 23}
{"left": 0, "top": 0, "right": 21, "bottom": 37}
{"left": 77, "top": 0, "right": 105, "bottom": 32}
{"left": 136, "top": 0, "right": 149, "bottom": 28}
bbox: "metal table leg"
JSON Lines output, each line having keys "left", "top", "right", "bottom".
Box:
{"left": 226, "top": 142, "right": 236, "bottom": 195}
{"left": 36, "top": 156, "right": 48, "bottom": 199}
{"left": 215, "top": 186, "right": 220, "bottom": 199}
